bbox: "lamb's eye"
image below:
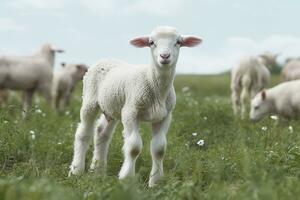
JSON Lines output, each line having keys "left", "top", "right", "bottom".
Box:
{"left": 254, "top": 106, "right": 259, "bottom": 110}
{"left": 176, "top": 40, "right": 181, "bottom": 46}
{"left": 149, "top": 40, "right": 155, "bottom": 47}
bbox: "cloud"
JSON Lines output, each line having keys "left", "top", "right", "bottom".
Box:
{"left": 177, "top": 35, "right": 300, "bottom": 74}
{"left": 80, "top": 0, "right": 186, "bottom": 16}
{"left": 8, "top": 0, "right": 67, "bottom": 10}
{"left": 123, "top": 0, "right": 185, "bottom": 16}
{"left": 0, "top": 18, "right": 26, "bottom": 31}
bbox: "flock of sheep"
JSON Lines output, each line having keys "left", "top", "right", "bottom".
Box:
{"left": 0, "top": 44, "right": 87, "bottom": 114}
{"left": 1, "top": 26, "right": 300, "bottom": 187}
{"left": 231, "top": 51, "right": 300, "bottom": 121}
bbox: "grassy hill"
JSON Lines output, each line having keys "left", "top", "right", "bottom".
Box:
{"left": 1, "top": 74, "right": 299, "bottom": 200}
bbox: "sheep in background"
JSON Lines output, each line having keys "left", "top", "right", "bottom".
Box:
{"left": 52, "top": 62, "right": 88, "bottom": 111}
{"left": 68, "top": 26, "right": 202, "bottom": 187}
{"left": 281, "top": 58, "right": 300, "bottom": 81}
{"left": 231, "top": 52, "right": 278, "bottom": 119}
{"left": 0, "top": 44, "right": 64, "bottom": 115}
{"left": 250, "top": 80, "right": 300, "bottom": 121}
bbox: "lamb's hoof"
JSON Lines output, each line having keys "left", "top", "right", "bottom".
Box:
{"left": 149, "top": 174, "right": 162, "bottom": 187}
{"left": 68, "top": 164, "right": 84, "bottom": 177}
{"left": 89, "top": 161, "right": 107, "bottom": 175}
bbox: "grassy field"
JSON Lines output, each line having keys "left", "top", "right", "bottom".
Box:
{"left": 1, "top": 74, "right": 300, "bottom": 200}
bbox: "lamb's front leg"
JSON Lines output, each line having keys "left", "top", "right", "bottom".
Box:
{"left": 149, "top": 114, "right": 171, "bottom": 187}
{"left": 119, "top": 108, "right": 142, "bottom": 179}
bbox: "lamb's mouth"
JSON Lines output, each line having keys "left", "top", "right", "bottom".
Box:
{"left": 159, "top": 60, "right": 171, "bottom": 65}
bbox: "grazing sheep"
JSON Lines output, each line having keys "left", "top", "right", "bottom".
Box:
{"left": 0, "top": 44, "right": 64, "bottom": 115}
{"left": 250, "top": 80, "right": 300, "bottom": 121}
{"left": 281, "top": 58, "right": 300, "bottom": 81}
{"left": 231, "top": 53, "right": 278, "bottom": 119}
{"left": 52, "top": 62, "right": 88, "bottom": 111}
{"left": 69, "top": 26, "right": 202, "bottom": 187}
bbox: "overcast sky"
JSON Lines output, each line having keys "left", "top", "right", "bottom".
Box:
{"left": 1, "top": 0, "right": 300, "bottom": 74}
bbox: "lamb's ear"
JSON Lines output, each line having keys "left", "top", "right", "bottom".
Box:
{"left": 130, "top": 36, "right": 150, "bottom": 48}
{"left": 261, "top": 90, "right": 266, "bottom": 100}
{"left": 61, "top": 62, "right": 66, "bottom": 67}
{"left": 180, "top": 35, "right": 202, "bottom": 47}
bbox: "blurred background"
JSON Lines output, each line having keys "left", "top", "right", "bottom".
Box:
{"left": 1, "top": 0, "right": 299, "bottom": 74}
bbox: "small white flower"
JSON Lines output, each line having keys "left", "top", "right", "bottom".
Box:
{"left": 35, "top": 109, "right": 42, "bottom": 114}
{"left": 203, "top": 116, "right": 208, "bottom": 121}
{"left": 288, "top": 126, "right": 293, "bottom": 133}
{"left": 197, "top": 139, "right": 205, "bottom": 146}
{"left": 65, "top": 111, "right": 70, "bottom": 116}
{"left": 270, "top": 115, "right": 278, "bottom": 120}
{"left": 182, "top": 86, "right": 190, "bottom": 93}
{"left": 192, "top": 132, "right": 197, "bottom": 136}
{"left": 29, "top": 130, "right": 35, "bottom": 140}
{"left": 57, "top": 142, "right": 62, "bottom": 145}
{"left": 4, "top": 120, "right": 8, "bottom": 124}
{"left": 261, "top": 126, "right": 268, "bottom": 131}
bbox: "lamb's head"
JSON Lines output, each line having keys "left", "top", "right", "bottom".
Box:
{"left": 130, "top": 26, "right": 202, "bottom": 69}
{"left": 259, "top": 52, "right": 279, "bottom": 67}
{"left": 61, "top": 62, "right": 88, "bottom": 81}
{"left": 250, "top": 90, "right": 270, "bottom": 121}
{"left": 40, "top": 43, "right": 65, "bottom": 55}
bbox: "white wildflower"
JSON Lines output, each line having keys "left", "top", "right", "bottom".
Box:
{"left": 57, "top": 142, "right": 62, "bottom": 145}
{"left": 4, "top": 120, "right": 8, "bottom": 124}
{"left": 270, "top": 115, "right": 278, "bottom": 120}
{"left": 192, "top": 132, "right": 197, "bottom": 136}
{"left": 288, "top": 126, "right": 293, "bottom": 133}
{"left": 65, "top": 111, "right": 70, "bottom": 116}
{"left": 182, "top": 86, "right": 190, "bottom": 93}
{"left": 203, "top": 116, "right": 208, "bottom": 121}
{"left": 261, "top": 126, "right": 268, "bottom": 131}
{"left": 197, "top": 139, "right": 205, "bottom": 146}
{"left": 29, "top": 130, "right": 35, "bottom": 140}
{"left": 35, "top": 109, "right": 42, "bottom": 114}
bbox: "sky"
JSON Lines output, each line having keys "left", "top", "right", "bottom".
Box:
{"left": 1, "top": 0, "right": 300, "bottom": 74}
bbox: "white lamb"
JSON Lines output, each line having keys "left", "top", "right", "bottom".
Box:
{"left": 68, "top": 26, "right": 202, "bottom": 187}
{"left": 230, "top": 53, "right": 278, "bottom": 119}
{"left": 281, "top": 59, "right": 300, "bottom": 81}
{"left": 0, "top": 44, "right": 64, "bottom": 114}
{"left": 250, "top": 80, "right": 300, "bottom": 121}
{"left": 52, "top": 62, "right": 87, "bottom": 111}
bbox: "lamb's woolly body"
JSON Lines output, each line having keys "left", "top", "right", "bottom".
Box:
{"left": 231, "top": 55, "right": 271, "bottom": 118}
{"left": 0, "top": 47, "right": 53, "bottom": 91}
{"left": 52, "top": 63, "right": 87, "bottom": 110}
{"left": 250, "top": 80, "right": 300, "bottom": 120}
{"left": 282, "top": 59, "right": 300, "bottom": 81}
{"left": 83, "top": 59, "right": 175, "bottom": 122}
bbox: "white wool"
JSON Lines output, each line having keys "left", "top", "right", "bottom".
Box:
{"left": 0, "top": 43, "right": 63, "bottom": 115}
{"left": 281, "top": 59, "right": 300, "bottom": 81}
{"left": 250, "top": 79, "right": 300, "bottom": 121}
{"left": 52, "top": 63, "right": 87, "bottom": 111}
{"left": 230, "top": 53, "right": 275, "bottom": 119}
{"left": 69, "top": 26, "right": 202, "bottom": 187}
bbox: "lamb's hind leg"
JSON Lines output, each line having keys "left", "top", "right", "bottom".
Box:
{"left": 149, "top": 113, "right": 171, "bottom": 187}
{"left": 69, "top": 102, "right": 99, "bottom": 176}
{"left": 90, "top": 114, "right": 118, "bottom": 174}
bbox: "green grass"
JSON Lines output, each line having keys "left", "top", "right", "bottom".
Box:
{"left": 1, "top": 74, "right": 300, "bottom": 200}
